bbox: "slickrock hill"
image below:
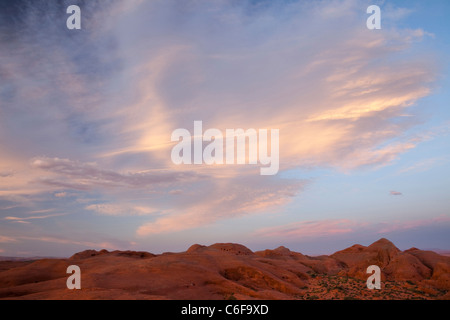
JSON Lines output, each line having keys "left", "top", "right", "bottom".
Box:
{"left": 331, "top": 238, "right": 448, "bottom": 284}
{"left": 0, "top": 239, "right": 448, "bottom": 300}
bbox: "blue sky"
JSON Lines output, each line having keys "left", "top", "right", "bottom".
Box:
{"left": 0, "top": 0, "right": 449, "bottom": 257}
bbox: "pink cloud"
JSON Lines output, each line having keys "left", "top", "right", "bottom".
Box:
{"left": 378, "top": 215, "right": 450, "bottom": 234}
{"left": 16, "top": 236, "right": 129, "bottom": 251}
{"left": 253, "top": 219, "right": 364, "bottom": 239}
{"left": 0, "top": 171, "right": 13, "bottom": 178}
{"left": 252, "top": 215, "right": 450, "bottom": 241}
{"left": 85, "top": 204, "right": 159, "bottom": 216}
{"left": 0, "top": 236, "right": 17, "bottom": 243}
{"left": 31, "top": 157, "right": 205, "bottom": 189}
{"left": 0, "top": 234, "right": 136, "bottom": 251}
{"left": 54, "top": 192, "right": 67, "bottom": 198}
{"left": 4, "top": 213, "right": 67, "bottom": 222}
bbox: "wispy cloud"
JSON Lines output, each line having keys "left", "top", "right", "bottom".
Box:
{"left": 254, "top": 219, "right": 364, "bottom": 239}
{"left": 254, "top": 215, "right": 450, "bottom": 241}
{"left": 1, "top": 235, "right": 134, "bottom": 251}
{"left": 0, "top": 236, "right": 17, "bottom": 243}
{"left": 31, "top": 157, "right": 205, "bottom": 188}
{"left": 390, "top": 190, "right": 403, "bottom": 196}
{"left": 4, "top": 213, "right": 68, "bottom": 223}
{"left": 18, "top": 236, "right": 120, "bottom": 250}
{"left": 398, "top": 157, "right": 445, "bottom": 174}
{"left": 137, "top": 176, "right": 306, "bottom": 235}
{"left": 85, "top": 203, "right": 159, "bottom": 216}
{"left": 0, "top": 171, "right": 14, "bottom": 178}
{"left": 378, "top": 215, "right": 450, "bottom": 233}
{"left": 29, "top": 209, "right": 55, "bottom": 214}
{"left": 54, "top": 192, "right": 68, "bottom": 198}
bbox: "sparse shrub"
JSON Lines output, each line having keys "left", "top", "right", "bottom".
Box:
{"left": 227, "top": 293, "right": 237, "bottom": 300}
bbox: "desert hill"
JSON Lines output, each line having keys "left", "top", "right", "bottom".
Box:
{"left": 0, "top": 239, "right": 448, "bottom": 300}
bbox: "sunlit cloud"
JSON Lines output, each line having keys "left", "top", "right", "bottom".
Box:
{"left": 29, "top": 209, "right": 55, "bottom": 214}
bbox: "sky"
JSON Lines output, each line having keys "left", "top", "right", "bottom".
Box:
{"left": 0, "top": 0, "right": 449, "bottom": 257}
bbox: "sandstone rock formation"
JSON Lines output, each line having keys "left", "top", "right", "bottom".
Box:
{"left": 0, "top": 239, "right": 448, "bottom": 300}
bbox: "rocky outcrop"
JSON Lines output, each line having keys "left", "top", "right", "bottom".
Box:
{"left": 0, "top": 239, "right": 448, "bottom": 300}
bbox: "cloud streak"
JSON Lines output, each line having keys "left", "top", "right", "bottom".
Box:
{"left": 31, "top": 157, "right": 205, "bottom": 189}
{"left": 0, "top": 236, "right": 17, "bottom": 243}
{"left": 377, "top": 215, "right": 450, "bottom": 234}
{"left": 254, "top": 219, "right": 364, "bottom": 240}
{"left": 137, "top": 176, "right": 306, "bottom": 235}
{"left": 254, "top": 215, "right": 450, "bottom": 241}
{"left": 4, "top": 213, "right": 67, "bottom": 223}
{"left": 85, "top": 203, "right": 159, "bottom": 216}
{"left": 8, "top": 235, "right": 132, "bottom": 251}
